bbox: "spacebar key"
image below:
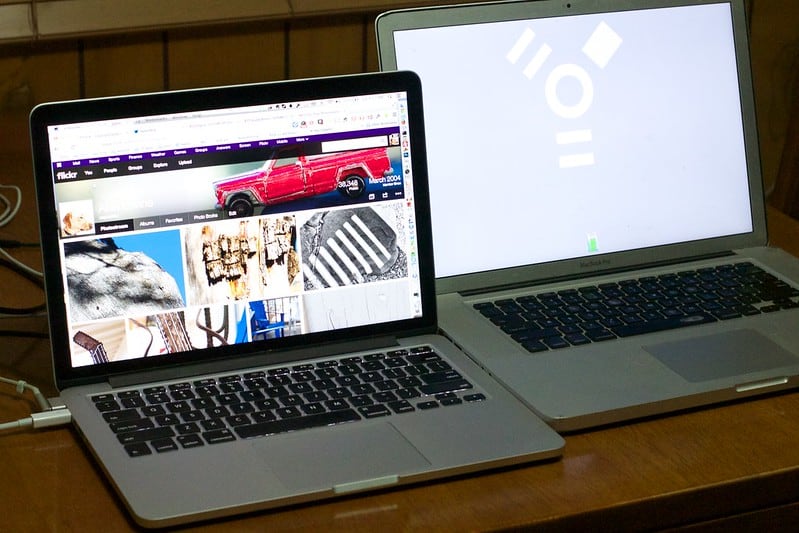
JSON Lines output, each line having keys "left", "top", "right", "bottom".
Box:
{"left": 611, "top": 314, "right": 716, "bottom": 338}
{"left": 235, "top": 409, "right": 361, "bottom": 439}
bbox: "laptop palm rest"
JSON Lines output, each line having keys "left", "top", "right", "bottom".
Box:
{"left": 644, "top": 329, "right": 799, "bottom": 383}
{"left": 256, "top": 423, "right": 430, "bottom": 492}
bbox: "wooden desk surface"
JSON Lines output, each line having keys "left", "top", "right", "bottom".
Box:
{"left": 2, "top": 113, "right": 799, "bottom": 531}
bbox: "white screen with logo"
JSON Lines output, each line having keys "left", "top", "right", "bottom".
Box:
{"left": 394, "top": 2, "right": 752, "bottom": 278}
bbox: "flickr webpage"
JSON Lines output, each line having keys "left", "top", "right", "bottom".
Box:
{"left": 54, "top": 127, "right": 421, "bottom": 368}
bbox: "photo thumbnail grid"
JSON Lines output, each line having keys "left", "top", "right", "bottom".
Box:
{"left": 66, "top": 201, "right": 412, "bottom": 367}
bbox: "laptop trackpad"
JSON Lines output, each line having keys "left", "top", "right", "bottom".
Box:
{"left": 645, "top": 329, "right": 799, "bottom": 383}
{"left": 256, "top": 422, "right": 431, "bottom": 492}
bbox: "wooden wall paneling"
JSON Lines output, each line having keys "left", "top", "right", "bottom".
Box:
{"left": 0, "top": 2, "right": 33, "bottom": 42}
{"left": 769, "top": 74, "right": 799, "bottom": 219}
{"left": 166, "top": 22, "right": 287, "bottom": 90}
{"left": 82, "top": 34, "right": 166, "bottom": 98}
{"left": 364, "top": 13, "right": 380, "bottom": 73}
{"left": 749, "top": 0, "right": 799, "bottom": 195}
{"left": 1, "top": 42, "right": 81, "bottom": 106}
{"left": 33, "top": 0, "right": 291, "bottom": 41}
{"left": 287, "top": 15, "right": 368, "bottom": 79}
{"left": 0, "top": 54, "right": 29, "bottom": 109}
{"left": 0, "top": 42, "right": 80, "bottom": 153}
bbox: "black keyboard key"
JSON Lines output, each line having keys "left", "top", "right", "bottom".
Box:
{"left": 203, "top": 429, "right": 237, "bottom": 444}
{"left": 396, "top": 387, "right": 421, "bottom": 400}
{"left": 543, "top": 336, "right": 570, "bottom": 349}
{"left": 235, "top": 409, "right": 361, "bottom": 439}
{"left": 714, "top": 308, "right": 742, "bottom": 320}
{"left": 121, "top": 396, "right": 146, "bottom": 409}
{"left": 359, "top": 405, "right": 391, "bottom": 418}
{"left": 94, "top": 400, "right": 121, "bottom": 412}
{"left": 288, "top": 382, "right": 314, "bottom": 394}
{"left": 564, "top": 333, "right": 590, "bottom": 346}
{"left": 92, "top": 394, "right": 115, "bottom": 403}
{"left": 521, "top": 340, "right": 548, "bottom": 353}
{"left": 175, "top": 423, "right": 200, "bottom": 435}
{"left": 152, "top": 438, "right": 178, "bottom": 453}
{"left": 389, "top": 400, "right": 415, "bottom": 414}
{"left": 110, "top": 419, "right": 154, "bottom": 433}
{"left": 117, "top": 426, "right": 175, "bottom": 445}
{"left": 219, "top": 382, "right": 244, "bottom": 393}
{"left": 276, "top": 406, "right": 302, "bottom": 419}
{"left": 373, "top": 391, "right": 398, "bottom": 403}
{"left": 206, "top": 406, "right": 230, "bottom": 419}
{"left": 216, "top": 393, "right": 239, "bottom": 405}
{"left": 124, "top": 442, "right": 152, "bottom": 457}
{"left": 325, "top": 399, "right": 350, "bottom": 411}
{"left": 440, "top": 396, "right": 463, "bottom": 406}
{"left": 279, "top": 395, "right": 303, "bottom": 407}
{"left": 374, "top": 380, "right": 399, "bottom": 392}
{"left": 240, "top": 390, "right": 265, "bottom": 402}
{"left": 154, "top": 414, "right": 180, "bottom": 426}
{"left": 146, "top": 392, "right": 170, "bottom": 404}
{"left": 251, "top": 411, "right": 277, "bottom": 423}
{"left": 305, "top": 390, "right": 329, "bottom": 403}
{"left": 352, "top": 383, "right": 376, "bottom": 395}
{"left": 102, "top": 409, "right": 141, "bottom": 423}
{"left": 254, "top": 399, "right": 280, "bottom": 411}
{"left": 611, "top": 314, "right": 715, "bottom": 337}
{"left": 419, "top": 379, "right": 473, "bottom": 396}
{"left": 180, "top": 410, "right": 205, "bottom": 422}
{"left": 227, "top": 401, "right": 254, "bottom": 415}
{"left": 226, "top": 414, "right": 251, "bottom": 427}
{"left": 166, "top": 400, "right": 192, "bottom": 413}
{"left": 464, "top": 393, "right": 487, "bottom": 402}
{"left": 406, "top": 351, "right": 441, "bottom": 365}
{"left": 170, "top": 389, "right": 195, "bottom": 401}
{"left": 420, "top": 370, "right": 462, "bottom": 384}
{"left": 201, "top": 419, "right": 226, "bottom": 431}
{"left": 141, "top": 405, "right": 166, "bottom": 417}
{"left": 585, "top": 328, "right": 617, "bottom": 342}
{"left": 177, "top": 434, "right": 204, "bottom": 449}
{"left": 300, "top": 403, "right": 326, "bottom": 416}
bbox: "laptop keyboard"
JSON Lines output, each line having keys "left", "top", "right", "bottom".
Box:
{"left": 91, "top": 346, "right": 485, "bottom": 457}
{"left": 475, "top": 262, "right": 799, "bottom": 353}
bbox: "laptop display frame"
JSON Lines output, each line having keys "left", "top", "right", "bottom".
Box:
{"left": 376, "top": 0, "right": 767, "bottom": 296}
{"left": 30, "top": 71, "right": 437, "bottom": 390}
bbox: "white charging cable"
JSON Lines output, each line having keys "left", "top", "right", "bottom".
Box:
{"left": 0, "top": 377, "right": 71, "bottom": 431}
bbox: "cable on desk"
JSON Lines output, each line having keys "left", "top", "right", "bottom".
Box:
{"left": 0, "top": 254, "right": 46, "bottom": 314}
{"left": 0, "top": 184, "right": 23, "bottom": 228}
{"left": 0, "top": 376, "right": 71, "bottom": 432}
{"left": 0, "top": 183, "right": 43, "bottom": 278}
{"left": 0, "top": 246, "right": 43, "bottom": 281}
{"left": 0, "top": 184, "right": 46, "bottom": 317}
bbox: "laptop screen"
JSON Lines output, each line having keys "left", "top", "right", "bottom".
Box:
{"left": 382, "top": 1, "right": 755, "bottom": 279}
{"left": 32, "top": 73, "right": 431, "bottom": 378}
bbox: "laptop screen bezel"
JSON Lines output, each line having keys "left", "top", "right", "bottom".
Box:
{"left": 376, "top": 0, "right": 767, "bottom": 295}
{"left": 30, "top": 71, "right": 438, "bottom": 390}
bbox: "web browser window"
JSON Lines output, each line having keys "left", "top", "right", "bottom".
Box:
{"left": 47, "top": 91, "right": 423, "bottom": 368}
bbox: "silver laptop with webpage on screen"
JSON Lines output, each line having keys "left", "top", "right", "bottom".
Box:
{"left": 29, "top": 71, "right": 563, "bottom": 528}
{"left": 377, "top": 0, "right": 799, "bottom": 431}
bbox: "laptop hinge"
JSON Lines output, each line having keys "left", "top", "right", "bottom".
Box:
{"left": 108, "top": 336, "right": 400, "bottom": 389}
{"left": 458, "top": 251, "right": 735, "bottom": 297}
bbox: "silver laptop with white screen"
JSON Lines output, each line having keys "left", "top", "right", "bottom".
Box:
{"left": 30, "top": 71, "right": 563, "bottom": 528}
{"left": 377, "top": 0, "right": 799, "bottom": 431}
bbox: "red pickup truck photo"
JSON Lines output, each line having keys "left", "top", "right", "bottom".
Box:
{"left": 214, "top": 147, "right": 393, "bottom": 217}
